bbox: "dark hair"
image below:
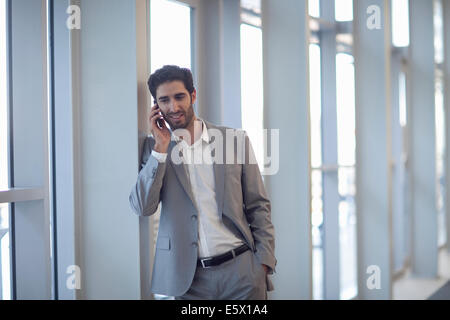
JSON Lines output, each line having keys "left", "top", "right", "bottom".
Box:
{"left": 147, "top": 65, "right": 195, "bottom": 99}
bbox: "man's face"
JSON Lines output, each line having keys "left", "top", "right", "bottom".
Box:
{"left": 155, "top": 80, "right": 196, "bottom": 130}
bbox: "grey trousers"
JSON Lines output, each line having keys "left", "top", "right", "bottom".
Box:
{"left": 175, "top": 249, "right": 267, "bottom": 300}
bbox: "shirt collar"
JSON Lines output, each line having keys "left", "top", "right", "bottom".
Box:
{"left": 172, "top": 118, "right": 209, "bottom": 145}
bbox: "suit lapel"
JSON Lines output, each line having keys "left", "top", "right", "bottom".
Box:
{"left": 204, "top": 121, "right": 225, "bottom": 217}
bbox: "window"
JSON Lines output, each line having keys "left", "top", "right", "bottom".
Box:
{"left": 240, "top": 23, "right": 264, "bottom": 172}
{"left": 392, "top": 70, "right": 409, "bottom": 273}
{"left": 434, "top": 0, "right": 446, "bottom": 247}
{"left": 309, "top": 0, "right": 320, "bottom": 18}
{"left": 309, "top": 0, "right": 357, "bottom": 299}
{"left": 335, "top": 0, "right": 353, "bottom": 22}
{"left": 399, "top": 72, "right": 407, "bottom": 128}
{"left": 434, "top": 0, "right": 444, "bottom": 64}
{"left": 390, "top": 0, "right": 411, "bottom": 277}
{"left": 0, "top": 0, "right": 7, "bottom": 191}
{"left": 336, "top": 54, "right": 355, "bottom": 168}
{"left": 336, "top": 53, "right": 357, "bottom": 300}
{"left": 240, "top": 0, "right": 264, "bottom": 172}
{"left": 0, "top": 0, "right": 11, "bottom": 301}
{"left": 150, "top": 0, "right": 192, "bottom": 73}
{"left": 0, "top": 204, "right": 11, "bottom": 300}
{"left": 241, "top": 0, "right": 260, "bottom": 14}
{"left": 392, "top": 0, "right": 410, "bottom": 47}
{"left": 241, "top": 0, "right": 261, "bottom": 27}
{"left": 309, "top": 43, "right": 323, "bottom": 300}
{"left": 435, "top": 74, "right": 446, "bottom": 247}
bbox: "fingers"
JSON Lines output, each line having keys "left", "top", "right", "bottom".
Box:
{"left": 149, "top": 105, "right": 161, "bottom": 118}
{"left": 151, "top": 104, "right": 160, "bottom": 114}
{"left": 150, "top": 113, "right": 165, "bottom": 128}
{"left": 150, "top": 111, "right": 162, "bottom": 124}
{"left": 149, "top": 105, "right": 163, "bottom": 126}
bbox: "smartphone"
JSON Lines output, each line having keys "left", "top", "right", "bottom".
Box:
{"left": 154, "top": 99, "right": 165, "bottom": 129}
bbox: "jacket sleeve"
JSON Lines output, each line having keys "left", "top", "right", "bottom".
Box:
{"left": 241, "top": 131, "right": 277, "bottom": 274}
{"left": 129, "top": 136, "right": 167, "bottom": 216}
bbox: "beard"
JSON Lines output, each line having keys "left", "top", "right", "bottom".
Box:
{"left": 163, "top": 102, "right": 195, "bottom": 131}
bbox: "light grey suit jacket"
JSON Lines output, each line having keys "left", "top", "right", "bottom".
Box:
{"left": 129, "top": 120, "right": 276, "bottom": 297}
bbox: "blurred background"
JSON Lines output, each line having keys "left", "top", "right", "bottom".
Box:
{"left": 0, "top": 0, "right": 449, "bottom": 300}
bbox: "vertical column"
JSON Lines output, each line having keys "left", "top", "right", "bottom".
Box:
{"left": 354, "top": 0, "right": 393, "bottom": 299}
{"left": 444, "top": 0, "right": 450, "bottom": 253}
{"left": 55, "top": 0, "right": 147, "bottom": 300}
{"left": 136, "top": 0, "right": 153, "bottom": 300}
{"left": 221, "top": 0, "right": 242, "bottom": 129}
{"left": 261, "top": 0, "right": 312, "bottom": 299}
{"left": 320, "top": 0, "right": 340, "bottom": 300}
{"left": 196, "top": 0, "right": 241, "bottom": 128}
{"left": 52, "top": 0, "right": 79, "bottom": 300}
{"left": 391, "top": 49, "right": 406, "bottom": 272}
{"left": 76, "top": 0, "right": 141, "bottom": 299}
{"left": 409, "top": 0, "right": 438, "bottom": 277}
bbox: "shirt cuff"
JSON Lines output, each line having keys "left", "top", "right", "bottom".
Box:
{"left": 151, "top": 150, "right": 168, "bottom": 163}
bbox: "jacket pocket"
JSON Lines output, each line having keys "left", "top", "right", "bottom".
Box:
{"left": 156, "top": 236, "right": 170, "bottom": 250}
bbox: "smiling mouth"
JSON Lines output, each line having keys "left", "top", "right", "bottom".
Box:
{"left": 170, "top": 113, "right": 184, "bottom": 121}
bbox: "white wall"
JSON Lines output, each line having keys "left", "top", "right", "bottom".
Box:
{"left": 261, "top": 0, "right": 312, "bottom": 300}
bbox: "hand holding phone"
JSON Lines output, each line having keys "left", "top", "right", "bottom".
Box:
{"left": 154, "top": 100, "right": 165, "bottom": 129}
{"left": 150, "top": 102, "right": 170, "bottom": 153}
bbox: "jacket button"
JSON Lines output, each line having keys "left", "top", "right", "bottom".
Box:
{"left": 192, "top": 242, "right": 198, "bottom": 247}
{"left": 191, "top": 215, "right": 197, "bottom": 221}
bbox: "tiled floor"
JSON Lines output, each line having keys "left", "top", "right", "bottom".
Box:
{"left": 393, "top": 248, "right": 450, "bottom": 300}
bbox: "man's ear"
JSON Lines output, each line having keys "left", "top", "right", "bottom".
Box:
{"left": 191, "top": 88, "right": 197, "bottom": 105}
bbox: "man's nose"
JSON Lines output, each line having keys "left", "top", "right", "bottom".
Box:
{"left": 168, "top": 99, "right": 181, "bottom": 112}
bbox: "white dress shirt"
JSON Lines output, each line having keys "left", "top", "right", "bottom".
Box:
{"left": 151, "top": 119, "right": 244, "bottom": 258}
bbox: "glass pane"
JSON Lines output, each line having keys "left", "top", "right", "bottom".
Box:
{"left": 392, "top": 0, "right": 410, "bottom": 47}
{"left": 0, "top": 203, "right": 11, "bottom": 300}
{"left": 309, "top": 44, "right": 323, "bottom": 300}
{"left": 310, "top": 44, "right": 322, "bottom": 169}
{"left": 335, "top": 0, "right": 353, "bottom": 21}
{"left": 399, "top": 71, "right": 407, "bottom": 127}
{"left": 392, "top": 72, "right": 408, "bottom": 272}
{"left": 435, "top": 75, "right": 446, "bottom": 247}
{"left": 338, "top": 167, "right": 357, "bottom": 300}
{"left": 336, "top": 53, "right": 355, "bottom": 167}
{"left": 1, "top": 0, "right": 11, "bottom": 300}
{"left": 309, "top": 0, "right": 320, "bottom": 18}
{"left": 0, "top": 0, "right": 8, "bottom": 191}
{"left": 150, "top": 0, "right": 192, "bottom": 73}
{"left": 336, "top": 53, "right": 357, "bottom": 299}
{"left": 434, "top": 0, "right": 444, "bottom": 64}
{"left": 241, "top": 0, "right": 261, "bottom": 26}
{"left": 311, "top": 169, "right": 324, "bottom": 300}
{"left": 241, "top": 12, "right": 261, "bottom": 27}
{"left": 241, "top": 24, "right": 264, "bottom": 171}
{"left": 241, "top": 0, "right": 261, "bottom": 14}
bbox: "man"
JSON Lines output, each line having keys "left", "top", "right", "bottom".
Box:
{"left": 129, "top": 65, "right": 276, "bottom": 300}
